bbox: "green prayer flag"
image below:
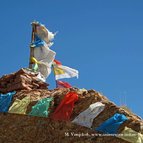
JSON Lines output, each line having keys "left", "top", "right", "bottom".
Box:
{"left": 28, "top": 97, "right": 53, "bottom": 117}
{"left": 32, "top": 63, "right": 38, "bottom": 72}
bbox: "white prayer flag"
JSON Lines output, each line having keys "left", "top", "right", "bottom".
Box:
{"left": 53, "top": 60, "right": 79, "bottom": 80}
{"left": 72, "top": 102, "right": 105, "bottom": 128}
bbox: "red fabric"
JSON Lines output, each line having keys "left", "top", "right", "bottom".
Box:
{"left": 52, "top": 92, "right": 78, "bottom": 121}
{"left": 54, "top": 59, "right": 62, "bottom": 65}
{"left": 57, "top": 80, "right": 72, "bottom": 88}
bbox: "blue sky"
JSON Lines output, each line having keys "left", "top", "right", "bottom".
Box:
{"left": 0, "top": 0, "right": 142, "bottom": 118}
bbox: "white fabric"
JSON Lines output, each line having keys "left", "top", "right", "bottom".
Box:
{"left": 55, "top": 65, "right": 79, "bottom": 80}
{"left": 36, "top": 72, "right": 46, "bottom": 82}
{"left": 23, "top": 68, "right": 46, "bottom": 82}
{"left": 34, "top": 44, "right": 56, "bottom": 78}
{"left": 38, "top": 61, "right": 51, "bottom": 79}
{"left": 72, "top": 102, "right": 105, "bottom": 128}
{"left": 34, "top": 44, "right": 55, "bottom": 64}
{"left": 36, "top": 24, "right": 55, "bottom": 45}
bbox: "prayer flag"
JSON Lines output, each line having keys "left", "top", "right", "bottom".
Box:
{"left": 34, "top": 22, "right": 55, "bottom": 45}
{"left": 0, "top": 91, "right": 16, "bottom": 112}
{"left": 8, "top": 96, "right": 30, "bottom": 114}
{"left": 29, "top": 97, "right": 53, "bottom": 117}
{"left": 31, "top": 39, "right": 56, "bottom": 78}
{"left": 52, "top": 92, "right": 78, "bottom": 121}
{"left": 118, "top": 126, "right": 143, "bottom": 143}
{"left": 53, "top": 60, "right": 79, "bottom": 80}
{"left": 72, "top": 102, "right": 105, "bottom": 128}
{"left": 57, "top": 80, "right": 72, "bottom": 88}
{"left": 96, "top": 113, "right": 128, "bottom": 134}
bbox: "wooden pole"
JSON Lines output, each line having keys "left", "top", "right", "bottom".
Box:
{"left": 52, "top": 64, "right": 58, "bottom": 88}
{"left": 29, "top": 22, "right": 36, "bottom": 68}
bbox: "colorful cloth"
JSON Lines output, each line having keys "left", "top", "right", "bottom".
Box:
{"left": 52, "top": 92, "right": 78, "bottom": 121}
{"left": 33, "top": 42, "right": 56, "bottom": 78}
{"left": 72, "top": 102, "right": 105, "bottom": 128}
{"left": 31, "top": 57, "right": 39, "bottom": 72}
{"left": 29, "top": 97, "right": 53, "bottom": 117}
{"left": 96, "top": 113, "right": 128, "bottom": 134}
{"left": 35, "top": 22, "right": 55, "bottom": 45}
{"left": 57, "top": 80, "right": 72, "bottom": 88}
{"left": 0, "top": 91, "right": 16, "bottom": 112}
{"left": 30, "top": 22, "right": 56, "bottom": 79}
{"left": 36, "top": 72, "right": 46, "bottom": 82}
{"left": 32, "top": 63, "right": 39, "bottom": 72}
{"left": 53, "top": 60, "right": 79, "bottom": 80}
{"left": 118, "top": 127, "right": 143, "bottom": 143}
{"left": 31, "top": 35, "right": 45, "bottom": 47}
{"left": 8, "top": 96, "right": 30, "bottom": 114}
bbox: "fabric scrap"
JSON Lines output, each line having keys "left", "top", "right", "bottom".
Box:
{"left": 96, "top": 113, "right": 128, "bottom": 134}
{"left": 29, "top": 97, "right": 53, "bottom": 117}
{"left": 0, "top": 91, "right": 16, "bottom": 112}
{"left": 57, "top": 80, "right": 72, "bottom": 88}
{"left": 33, "top": 43, "right": 56, "bottom": 78}
{"left": 72, "top": 102, "right": 105, "bottom": 128}
{"left": 35, "top": 22, "right": 55, "bottom": 45}
{"left": 52, "top": 92, "right": 78, "bottom": 121}
{"left": 31, "top": 35, "right": 45, "bottom": 47}
{"left": 8, "top": 96, "right": 30, "bottom": 114}
{"left": 53, "top": 60, "right": 79, "bottom": 80}
{"left": 118, "top": 126, "right": 143, "bottom": 143}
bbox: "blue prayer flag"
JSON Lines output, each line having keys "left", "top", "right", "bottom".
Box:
{"left": 0, "top": 91, "right": 16, "bottom": 112}
{"left": 31, "top": 35, "right": 45, "bottom": 48}
{"left": 95, "top": 113, "right": 128, "bottom": 134}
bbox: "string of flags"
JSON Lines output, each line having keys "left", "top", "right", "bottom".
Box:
{"left": 0, "top": 21, "right": 142, "bottom": 143}
{"left": 30, "top": 21, "right": 79, "bottom": 87}
{"left": 0, "top": 90, "right": 142, "bottom": 143}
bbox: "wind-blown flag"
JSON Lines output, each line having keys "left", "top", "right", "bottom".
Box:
{"left": 57, "top": 80, "right": 72, "bottom": 88}
{"left": 33, "top": 22, "right": 55, "bottom": 46}
{"left": 29, "top": 97, "right": 53, "bottom": 117}
{"left": 0, "top": 91, "right": 16, "bottom": 112}
{"left": 95, "top": 113, "right": 128, "bottom": 134}
{"left": 72, "top": 102, "right": 105, "bottom": 128}
{"left": 118, "top": 126, "right": 143, "bottom": 143}
{"left": 31, "top": 32, "right": 56, "bottom": 79}
{"left": 53, "top": 60, "right": 79, "bottom": 80}
{"left": 51, "top": 92, "right": 78, "bottom": 121}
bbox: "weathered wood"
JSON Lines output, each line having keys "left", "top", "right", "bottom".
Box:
{"left": 29, "top": 22, "right": 36, "bottom": 68}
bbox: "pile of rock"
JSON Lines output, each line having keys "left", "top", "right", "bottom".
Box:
{"left": 0, "top": 70, "right": 143, "bottom": 143}
{"left": 0, "top": 88, "right": 142, "bottom": 143}
{"left": 0, "top": 69, "right": 48, "bottom": 93}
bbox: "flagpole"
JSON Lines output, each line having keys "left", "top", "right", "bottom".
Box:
{"left": 52, "top": 64, "right": 58, "bottom": 88}
{"left": 29, "top": 21, "right": 36, "bottom": 68}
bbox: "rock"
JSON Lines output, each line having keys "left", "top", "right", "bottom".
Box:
{"left": 0, "top": 69, "right": 49, "bottom": 93}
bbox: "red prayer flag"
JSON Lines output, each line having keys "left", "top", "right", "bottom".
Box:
{"left": 57, "top": 80, "right": 72, "bottom": 88}
{"left": 54, "top": 59, "right": 62, "bottom": 65}
{"left": 51, "top": 92, "right": 78, "bottom": 121}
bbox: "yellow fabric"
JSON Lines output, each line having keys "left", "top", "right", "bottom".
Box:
{"left": 53, "top": 66, "right": 65, "bottom": 75}
{"left": 31, "top": 57, "right": 40, "bottom": 64}
{"left": 118, "top": 126, "right": 143, "bottom": 143}
{"left": 8, "top": 96, "right": 30, "bottom": 114}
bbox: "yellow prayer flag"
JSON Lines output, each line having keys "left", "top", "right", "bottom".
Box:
{"left": 8, "top": 96, "right": 30, "bottom": 114}
{"left": 118, "top": 126, "right": 143, "bottom": 143}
